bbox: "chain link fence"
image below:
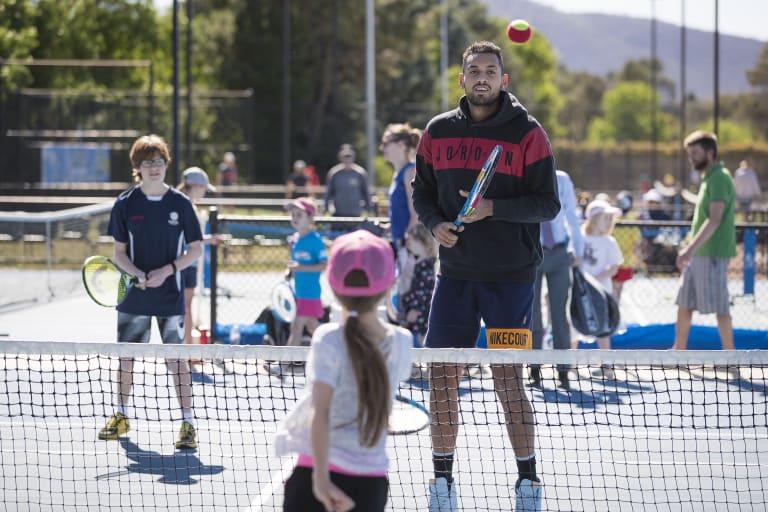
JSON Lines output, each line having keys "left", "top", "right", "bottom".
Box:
{"left": 208, "top": 211, "right": 768, "bottom": 342}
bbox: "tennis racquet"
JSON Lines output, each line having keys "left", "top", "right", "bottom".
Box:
{"left": 270, "top": 280, "right": 296, "bottom": 323}
{"left": 454, "top": 144, "right": 503, "bottom": 227}
{"left": 82, "top": 255, "right": 138, "bottom": 308}
{"left": 388, "top": 394, "right": 430, "bottom": 435}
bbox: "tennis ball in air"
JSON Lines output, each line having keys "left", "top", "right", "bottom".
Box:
{"left": 507, "top": 19, "right": 532, "bottom": 44}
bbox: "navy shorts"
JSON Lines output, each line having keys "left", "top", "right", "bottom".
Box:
{"left": 424, "top": 276, "right": 534, "bottom": 349}
{"left": 181, "top": 266, "right": 197, "bottom": 289}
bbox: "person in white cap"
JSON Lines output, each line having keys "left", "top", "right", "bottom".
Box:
{"left": 177, "top": 167, "right": 221, "bottom": 349}
{"left": 581, "top": 199, "right": 624, "bottom": 379}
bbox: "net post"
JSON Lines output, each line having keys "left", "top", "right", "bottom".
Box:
{"left": 45, "top": 219, "right": 53, "bottom": 297}
{"left": 209, "top": 206, "right": 219, "bottom": 342}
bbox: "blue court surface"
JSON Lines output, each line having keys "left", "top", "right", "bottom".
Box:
{"left": 0, "top": 352, "right": 766, "bottom": 511}
{"left": 1, "top": 270, "right": 767, "bottom": 511}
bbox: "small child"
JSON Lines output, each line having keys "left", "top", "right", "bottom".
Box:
{"left": 581, "top": 199, "right": 624, "bottom": 379}
{"left": 281, "top": 197, "right": 327, "bottom": 358}
{"left": 274, "top": 229, "right": 413, "bottom": 512}
{"left": 398, "top": 223, "right": 437, "bottom": 347}
{"left": 177, "top": 167, "right": 222, "bottom": 349}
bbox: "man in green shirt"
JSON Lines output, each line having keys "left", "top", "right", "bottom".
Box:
{"left": 673, "top": 130, "right": 736, "bottom": 350}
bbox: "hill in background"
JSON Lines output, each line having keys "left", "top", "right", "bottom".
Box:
{"left": 483, "top": 0, "right": 764, "bottom": 98}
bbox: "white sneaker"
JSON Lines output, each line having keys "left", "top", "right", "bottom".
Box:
{"left": 515, "top": 478, "right": 542, "bottom": 512}
{"left": 428, "top": 477, "right": 458, "bottom": 511}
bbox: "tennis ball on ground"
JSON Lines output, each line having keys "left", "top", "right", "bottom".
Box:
{"left": 507, "top": 19, "right": 532, "bottom": 44}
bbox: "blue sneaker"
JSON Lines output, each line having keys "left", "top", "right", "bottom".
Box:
{"left": 428, "top": 477, "right": 458, "bottom": 511}
{"left": 515, "top": 478, "right": 542, "bottom": 511}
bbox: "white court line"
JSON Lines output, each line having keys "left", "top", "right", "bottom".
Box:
{"left": 243, "top": 456, "right": 293, "bottom": 512}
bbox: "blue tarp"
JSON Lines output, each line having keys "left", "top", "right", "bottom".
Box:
{"left": 579, "top": 323, "right": 768, "bottom": 350}
{"left": 476, "top": 323, "right": 768, "bottom": 350}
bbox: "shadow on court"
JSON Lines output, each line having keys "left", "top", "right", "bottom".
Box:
{"left": 95, "top": 438, "right": 225, "bottom": 485}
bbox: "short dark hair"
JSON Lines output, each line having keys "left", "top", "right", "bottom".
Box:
{"left": 684, "top": 130, "right": 718, "bottom": 158}
{"left": 462, "top": 41, "right": 503, "bottom": 71}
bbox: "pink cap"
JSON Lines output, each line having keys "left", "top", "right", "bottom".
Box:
{"left": 327, "top": 230, "right": 395, "bottom": 297}
{"left": 285, "top": 197, "right": 316, "bottom": 216}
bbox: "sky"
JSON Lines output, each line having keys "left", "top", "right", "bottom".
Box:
{"left": 154, "top": 0, "right": 768, "bottom": 43}
{"left": 529, "top": 0, "right": 768, "bottom": 42}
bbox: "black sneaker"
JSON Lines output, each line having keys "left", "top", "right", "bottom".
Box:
{"left": 527, "top": 368, "right": 542, "bottom": 388}
{"left": 558, "top": 370, "right": 570, "bottom": 390}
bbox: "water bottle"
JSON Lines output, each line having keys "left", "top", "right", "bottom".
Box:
{"left": 230, "top": 324, "right": 240, "bottom": 345}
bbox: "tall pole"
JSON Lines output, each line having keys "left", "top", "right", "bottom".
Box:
{"left": 713, "top": 0, "right": 720, "bottom": 135}
{"left": 282, "top": 0, "right": 291, "bottom": 182}
{"left": 365, "top": 0, "right": 376, "bottom": 191}
{"left": 185, "top": 0, "right": 193, "bottom": 168}
{"left": 171, "top": 0, "right": 180, "bottom": 185}
{"left": 650, "top": 0, "right": 658, "bottom": 177}
{"left": 680, "top": 0, "right": 687, "bottom": 187}
{"left": 440, "top": 0, "right": 449, "bottom": 111}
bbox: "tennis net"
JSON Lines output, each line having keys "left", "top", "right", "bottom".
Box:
{"left": 0, "top": 341, "right": 766, "bottom": 511}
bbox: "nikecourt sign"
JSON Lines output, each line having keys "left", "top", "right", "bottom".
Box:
{"left": 485, "top": 328, "right": 532, "bottom": 349}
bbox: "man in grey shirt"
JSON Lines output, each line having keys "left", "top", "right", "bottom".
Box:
{"left": 324, "top": 144, "right": 372, "bottom": 217}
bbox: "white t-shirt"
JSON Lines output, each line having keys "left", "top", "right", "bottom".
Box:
{"left": 581, "top": 234, "right": 623, "bottom": 291}
{"left": 273, "top": 322, "right": 413, "bottom": 474}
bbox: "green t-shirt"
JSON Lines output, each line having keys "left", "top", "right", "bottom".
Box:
{"left": 692, "top": 162, "right": 736, "bottom": 258}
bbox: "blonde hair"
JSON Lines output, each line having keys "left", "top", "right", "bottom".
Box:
{"left": 407, "top": 223, "right": 437, "bottom": 259}
{"left": 582, "top": 212, "right": 616, "bottom": 236}
{"left": 334, "top": 270, "right": 391, "bottom": 447}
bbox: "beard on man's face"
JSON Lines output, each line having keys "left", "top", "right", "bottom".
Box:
{"left": 691, "top": 157, "right": 710, "bottom": 171}
{"left": 465, "top": 88, "right": 502, "bottom": 107}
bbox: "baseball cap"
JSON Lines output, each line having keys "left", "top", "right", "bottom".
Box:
{"left": 643, "top": 189, "right": 663, "bottom": 203}
{"left": 182, "top": 167, "right": 216, "bottom": 192}
{"left": 327, "top": 230, "right": 395, "bottom": 297}
{"left": 586, "top": 199, "right": 622, "bottom": 220}
{"left": 285, "top": 197, "right": 316, "bottom": 217}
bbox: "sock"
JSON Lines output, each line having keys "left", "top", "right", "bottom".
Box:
{"left": 115, "top": 404, "right": 126, "bottom": 417}
{"left": 433, "top": 452, "right": 454, "bottom": 485}
{"left": 182, "top": 411, "right": 196, "bottom": 428}
{"left": 517, "top": 454, "right": 539, "bottom": 483}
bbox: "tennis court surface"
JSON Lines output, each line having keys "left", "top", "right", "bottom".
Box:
{"left": 0, "top": 342, "right": 765, "bottom": 511}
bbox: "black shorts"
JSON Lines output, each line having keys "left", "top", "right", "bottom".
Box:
{"left": 283, "top": 466, "right": 388, "bottom": 512}
{"left": 181, "top": 266, "right": 197, "bottom": 289}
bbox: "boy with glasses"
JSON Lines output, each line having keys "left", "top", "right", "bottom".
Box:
{"left": 98, "top": 134, "right": 204, "bottom": 450}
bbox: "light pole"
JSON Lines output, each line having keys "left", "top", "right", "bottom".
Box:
{"left": 365, "top": 0, "right": 376, "bottom": 190}
{"left": 650, "top": 0, "right": 658, "bottom": 177}
{"left": 282, "top": 0, "right": 291, "bottom": 182}
{"left": 171, "top": 0, "right": 180, "bottom": 185}
{"left": 713, "top": 0, "right": 720, "bottom": 135}
{"left": 440, "top": 0, "right": 449, "bottom": 111}
{"left": 679, "top": 0, "right": 688, "bottom": 187}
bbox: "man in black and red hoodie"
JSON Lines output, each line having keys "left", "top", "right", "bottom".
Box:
{"left": 413, "top": 40, "right": 559, "bottom": 512}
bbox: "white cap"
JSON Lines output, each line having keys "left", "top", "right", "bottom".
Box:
{"left": 182, "top": 167, "right": 216, "bottom": 192}
{"left": 586, "top": 199, "right": 622, "bottom": 220}
{"left": 643, "top": 189, "right": 663, "bottom": 203}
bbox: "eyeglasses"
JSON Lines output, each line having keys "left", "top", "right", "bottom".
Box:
{"left": 139, "top": 158, "right": 167, "bottom": 169}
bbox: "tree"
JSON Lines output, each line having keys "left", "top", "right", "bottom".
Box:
{"left": 0, "top": 0, "right": 38, "bottom": 88}
{"left": 746, "top": 42, "right": 768, "bottom": 140}
{"left": 554, "top": 68, "right": 606, "bottom": 141}
{"left": 587, "top": 81, "right": 672, "bottom": 142}
{"left": 30, "top": 0, "right": 161, "bottom": 89}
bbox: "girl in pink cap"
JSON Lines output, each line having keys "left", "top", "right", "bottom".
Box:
{"left": 274, "top": 229, "right": 413, "bottom": 512}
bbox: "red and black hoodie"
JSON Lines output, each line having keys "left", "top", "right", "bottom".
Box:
{"left": 413, "top": 91, "right": 560, "bottom": 282}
